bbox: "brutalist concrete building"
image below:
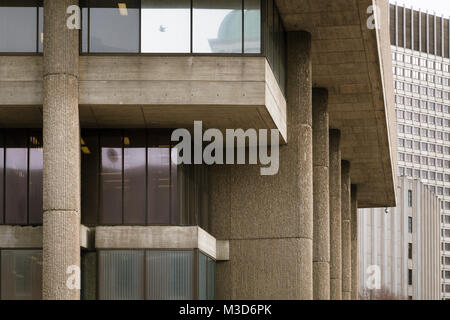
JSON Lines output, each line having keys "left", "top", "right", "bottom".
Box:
{"left": 0, "top": 0, "right": 396, "bottom": 300}
{"left": 389, "top": 3, "right": 450, "bottom": 299}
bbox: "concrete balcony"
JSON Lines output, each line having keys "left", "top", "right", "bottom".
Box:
{"left": 0, "top": 55, "right": 287, "bottom": 141}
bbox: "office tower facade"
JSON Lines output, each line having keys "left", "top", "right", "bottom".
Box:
{"left": 390, "top": 3, "right": 450, "bottom": 299}
{"left": 0, "top": 0, "right": 396, "bottom": 300}
{"left": 358, "top": 177, "right": 441, "bottom": 300}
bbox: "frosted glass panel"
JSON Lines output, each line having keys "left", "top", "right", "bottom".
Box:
{"left": 198, "top": 252, "right": 207, "bottom": 300}
{"left": 146, "top": 250, "right": 193, "bottom": 300}
{"left": 99, "top": 250, "right": 144, "bottom": 300}
{"left": 1, "top": 250, "right": 42, "bottom": 300}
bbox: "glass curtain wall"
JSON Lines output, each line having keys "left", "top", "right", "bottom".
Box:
{"left": 0, "top": 250, "right": 43, "bottom": 300}
{"left": 81, "top": 129, "right": 209, "bottom": 230}
{"left": 0, "top": 130, "right": 43, "bottom": 226}
{"left": 0, "top": 0, "right": 43, "bottom": 53}
{"left": 98, "top": 249, "right": 214, "bottom": 300}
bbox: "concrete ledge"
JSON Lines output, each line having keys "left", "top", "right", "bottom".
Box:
{"left": 95, "top": 226, "right": 229, "bottom": 261}
{"left": 0, "top": 225, "right": 94, "bottom": 249}
{"left": 216, "top": 240, "right": 230, "bottom": 261}
{"left": 0, "top": 226, "right": 42, "bottom": 248}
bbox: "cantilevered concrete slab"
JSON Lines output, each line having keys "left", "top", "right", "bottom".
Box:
{"left": 276, "top": 0, "right": 397, "bottom": 207}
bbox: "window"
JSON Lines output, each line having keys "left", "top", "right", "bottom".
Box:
{"left": 141, "top": 0, "right": 191, "bottom": 53}
{"left": 81, "top": 129, "right": 209, "bottom": 229}
{"left": 244, "top": 0, "right": 261, "bottom": 53}
{"left": 408, "top": 216, "right": 413, "bottom": 233}
{"left": 408, "top": 269, "right": 413, "bottom": 285}
{"left": 0, "top": 130, "right": 43, "bottom": 226}
{"left": 0, "top": 250, "right": 42, "bottom": 300}
{"left": 408, "top": 243, "right": 412, "bottom": 259}
{"left": 408, "top": 190, "right": 412, "bottom": 207}
{"left": 0, "top": 0, "right": 43, "bottom": 53}
{"left": 98, "top": 250, "right": 214, "bottom": 300}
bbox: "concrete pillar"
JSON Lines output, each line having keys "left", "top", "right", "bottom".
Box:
{"left": 42, "top": 0, "right": 80, "bottom": 300}
{"left": 351, "top": 184, "right": 358, "bottom": 300}
{"left": 312, "top": 88, "right": 330, "bottom": 300}
{"left": 329, "top": 129, "right": 342, "bottom": 300}
{"left": 341, "top": 161, "right": 351, "bottom": 300}
{"left": 210, "top": 31, "right": 313, "bottom": 299}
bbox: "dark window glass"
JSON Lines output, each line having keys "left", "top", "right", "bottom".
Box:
{"left": 408, "top": 243, "right": 412, "bottom": 259}
{"left": 0, "top": 1, "right": 37, "bottom": 52}
{"left": 1, "top": 250, "right": 42, "bottom": 300}
{"left": 81, "top": 251, "right": 97, "bottom": 300}
{"left": 408, "top": 269, "right": 413, "bottom": 285}
{"left": 141, "top": 0, "right": 191, "bottom": 53}
{"left": 5, "top": 132, "right": 28, "bottom": 225}
{"left": 266, "top": 0, "right": 274, "bottom": 63}
{"left": 170, "top": 146, "right": 179, "bottom": 224}
{"left": 198, "top": 252, "right": 207, "bottom": 300}
{"left": 244, "top": 0, "right": 261, "bottom": 53}
{"left": 273, "top": 7, "right": 279, "bottom": 82}
{"left": 145, "top": 250, "right": 193, "bottom": 300}
{"left": 81, "top": 132, "right": 99, "bottom": 226}
{"left": 123, "top": 131, "right": 146, "bottom": 225}
{"left": 98, "top": 250, "right": 144, "bottom": 300}
{"left": 193, "top": 0, "right": 242, "bottom": 53}
{"left": 148, "top": 133, "right": 170, "bottom": 224}
{"left": 408, "top": 217, "right": 413, "bottom": 233}
{"left": 408, "top": 189, "right": 412, "bottom": 206}
{"left": 89, "top": 0, "right": 140, "bottom": 53}
{"left": 100, "top": 132, "right": 123, "bottom": 225}
{"left": 28, "top": 133, "right": 42, "bottom": 225}
{"left": 0, "top": 134, "right": 4, "bottom": 225}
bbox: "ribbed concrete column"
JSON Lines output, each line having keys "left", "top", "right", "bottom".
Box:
{"left": 350, "top": 184, "right": 358, "bottom": 300}
{"left": 329, "top": 130, "right": 342, "bottom": 300}
{"left": 312, "top": 88, "right": 330, "bottom": 300}
{"left": 43, "top": 0, "right": 80, "bottom": 300}
{"left": 341, "top": 161, "right": 351, "bottom": 300}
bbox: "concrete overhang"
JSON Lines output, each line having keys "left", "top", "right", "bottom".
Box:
{"left": 277, "top": 0, "right": 397, "bottom": 207}
{"left": 0, "top": 55, "right": 287, "bottom": 142}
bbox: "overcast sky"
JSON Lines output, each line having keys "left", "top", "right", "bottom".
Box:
{"left": 390, "top": 0, "right": 450, "bottom": 17}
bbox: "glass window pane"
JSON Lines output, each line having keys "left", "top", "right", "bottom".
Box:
{"left": 148, "top": 133, "right": 170, "bottom": 224}
{"left": 170, "top": 146, "right": 179, "bottom": 225}
{"left": 123, "top": 131, "right": 146, "bottom": 225}
{"left": 100, "top": 132, "right": 123, "bottom": 225}
{"left": 81, "top": 132, "right": 99, "bottom": 226}
{"left": 1, "top": 250, "right": 42, "bottom": 300}
{"left": 0, "top": 2, "right": 37, "bottom": 52}
{"left": 193, "top": 0, "right": 242, "bottom": 53}
{"left": 244, "top": 0, "right": 261, "bottom": 53}
{"left": 28, "top": 132, "right": 42, "bottom": 225}
{"left": 266, "top": 0, "right": 274, "bottom": 63}
{"left": 81, "top": 7, "right": 88, "bottom": 53}
{"left": 98, "top": 250, "right": 144, "bottom": 300}
{"left": 0, "top": 134, "right": 3, "bottom": 225}
{"left": 198, "top": 252, "right": 207, "bottom": 300}
{"left": 5, "top": 131, "right": 28, "bottom": 225}
{"left": 89, "top": 0, "right": 139, "bottom": 53}
{"left": 207, "top": 256, "right": 215, "bottom": 300}
{"left": 38, "top": 6, "right": 43, "bottom": 53}
{"left": 141, "top": 0, "right": 191, "bottom": 53}
{"left": 146, "top": 250, "right": 193, "bottom": 300}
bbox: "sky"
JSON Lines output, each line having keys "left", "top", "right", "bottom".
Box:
{"left": 390, "top": 0, "right": 450, "bottom": 17}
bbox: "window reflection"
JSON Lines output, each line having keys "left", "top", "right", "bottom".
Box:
{"left": 5, "top": 132, "right": 28, "bottom": 225}
{"left": 89, "top": 0, "right": 139, "bottom": 53}
{"left": 193, "top": 0, "right": 242, "bottom": 53}
{"left": 0, "top": 138, "right": 3, "bottom": 225}
{"left": 28, "top": 133, "right": 43, "bottom": 225}
{"left": 0, "top": 1, "right": 37, "bottom": 52}
{"left": 141, "top": 0, "right": 191, "bottom": 53}
{"left": 244, "top": 0, "right": 261, "bottom": 53}
{"left": 100, "top": 133, "right": 123, "bottom": 225}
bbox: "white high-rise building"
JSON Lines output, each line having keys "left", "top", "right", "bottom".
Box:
{"left": 389, "top": 3, "right": 450, "bottom": 299}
